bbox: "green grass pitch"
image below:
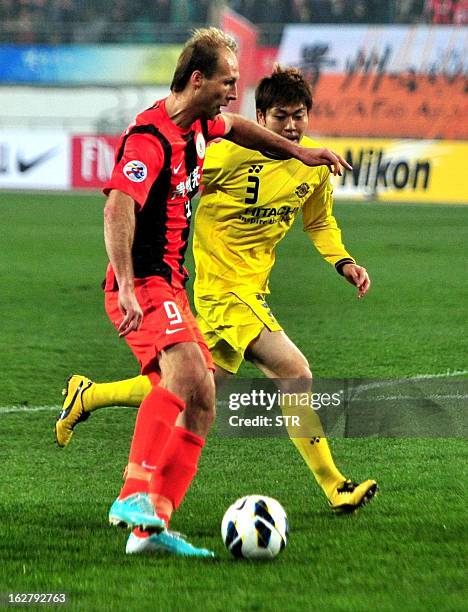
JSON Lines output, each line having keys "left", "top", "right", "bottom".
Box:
{"left": 0, "top": 192, "right": 466, "bottom": 611}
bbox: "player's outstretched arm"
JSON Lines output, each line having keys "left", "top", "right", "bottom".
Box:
{"left": 104, "top": 190, "right": 143, "bottom": 336}
{"left": 222, "top": 112, "right": 352, "bottom": 175}
{"left": 342, "top": 263, "right": 371, "bottom": 299}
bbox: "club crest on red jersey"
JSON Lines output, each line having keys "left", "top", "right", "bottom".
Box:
{"left": 123, "top": 160, "right": 147, "bottom": 182}
{"left": 196, "top": 133, "right": 206, "bottom": 158}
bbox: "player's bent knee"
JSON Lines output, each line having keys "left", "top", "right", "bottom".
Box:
{"left": 183, "top": 373, "right": 216, "bottom": 433}
{"left": 179, "top": 364, "right": 207, "bottom": 391}
{"left": 282, "top": 362, "right": 312, "bottom": 380}
{"left": 276, "top": 352, "right": 311, "bottom": 382}
{"left": 160, "top": 342, "right": 212, "bottom": 400}
{"left": 280, "top": 364, "right": 312, "bottom": 394}
{"left": 192, "top": 374, "right": 216, "bottom": 415}
{"left": 294, "top": 364, "right": 312, "bottom": 382}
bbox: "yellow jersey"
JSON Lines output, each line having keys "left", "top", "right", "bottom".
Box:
{"left": 193, "top": 136, "right": 353, "bottom": 296}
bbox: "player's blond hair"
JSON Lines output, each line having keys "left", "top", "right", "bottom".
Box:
{"left": 171, "top": 27, "right": 238, "bottom": 92}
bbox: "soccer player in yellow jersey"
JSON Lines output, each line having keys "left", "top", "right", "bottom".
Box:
{"left": 56, "top": 67, "right": 377, "bottom": 517}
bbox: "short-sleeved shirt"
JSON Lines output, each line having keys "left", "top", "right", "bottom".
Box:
{"left": 193, "top": 136, "right": 353, "bottom": 297}
{"left": 103, "top": 98, "right": 226, "bottom": 290}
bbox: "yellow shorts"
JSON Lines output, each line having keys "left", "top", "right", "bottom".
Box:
{"left": 195, "top": 291, "right": 283, "bottom": 374}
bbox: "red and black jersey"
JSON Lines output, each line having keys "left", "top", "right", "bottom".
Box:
{"left": 103, "top": 98, "right": 226, "bottom": 289}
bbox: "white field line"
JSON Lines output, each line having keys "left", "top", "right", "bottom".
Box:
{"left": 0, "top": 405, "right": 60, "bottom": 414}
{"left": 0, "top": 404, "right": 138, "bottom": 415}
{"left": 348, "top": 369, "right": 468, "bottom": 396}
{"left": 361, "top": 394, "right": 468, "bottom": 402}
{"left": 406, "top": 369, "right": 468, "bottom": 379}
{"left": 0, "top": 370, "right": 467, "bottom": 414}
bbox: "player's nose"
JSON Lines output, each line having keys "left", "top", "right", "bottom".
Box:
{"left": 228, "top": 84, "right": 238, "bottom": 101}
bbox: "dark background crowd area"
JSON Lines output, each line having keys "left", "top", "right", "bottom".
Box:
{"left": 0, "top": 0, "right": 466, "bottom": 45}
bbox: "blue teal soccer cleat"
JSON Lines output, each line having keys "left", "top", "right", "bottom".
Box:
{"left": 108, "top": 493, "right": 166, "bottom": 532}
{"left": 126, "top": 529, "right": 215, "bottom": 557}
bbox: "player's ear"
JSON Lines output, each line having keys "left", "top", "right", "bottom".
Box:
{"left": 191, "top": 70, "right": 204, "bottom": 89}
{"left": 256, "top": 109, "right": 266, "bottom": 126}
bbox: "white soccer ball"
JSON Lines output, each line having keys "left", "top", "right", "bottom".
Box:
{"left": 221, "top": 494, "right": 288, "bottom": 559}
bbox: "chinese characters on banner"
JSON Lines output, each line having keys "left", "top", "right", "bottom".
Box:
{"left": 278, "top": 25, "right": 467, "bottom": 140}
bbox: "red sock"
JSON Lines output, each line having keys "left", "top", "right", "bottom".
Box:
{"left": 149, "top": 427, "right": 205, "bottom": 519}
{"left": 133, "top": 527, "right": 150, "bottom": 538}
{"left": 119, "top": 385, "right": 185, "bottom": 499}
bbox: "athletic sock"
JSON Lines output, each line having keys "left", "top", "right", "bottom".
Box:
{"left": 290, "top": 437, "right": 345, "bottom": 498}
{"left": 281, "top": 396, "right": 345, "bottom": 498}
{"left": 85, "top": 375, "right": 152, "bottom": 410}
{"left": 149, "top": 426, "right": 205, "bottom": 523}
{"left": 147, "top": 495, "right": 173, "bottom": 528}
{"left": 133, "top": 527, "right": 149, "bottom": 538}
{"left": 119, "top": 386, "right": 184, "bottom": 499}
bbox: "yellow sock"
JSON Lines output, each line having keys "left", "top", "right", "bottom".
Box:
{"left": 290, "top": 437, "right": 345, "bottom": 498}
{"left": 281, "top": 396, "right": 345, "bottom": 498}
{"left": 85, "top": 375, "right": 152, "bottom": 411}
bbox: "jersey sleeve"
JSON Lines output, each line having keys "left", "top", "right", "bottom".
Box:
{"left": 206, "top": 114, "right": 227, "bottom": 141}
{"left": 103, "top": 133, "right": 164, "bottom": 208}
{"left": 302, "top": 169, "right": 355, "bottom": 269}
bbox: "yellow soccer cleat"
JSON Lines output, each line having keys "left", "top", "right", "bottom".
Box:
{"left": 55, "top": 375, "right": 94, "bottom": 447}
{"left": 328, "top": 479, "right": 378, "bottom": 513}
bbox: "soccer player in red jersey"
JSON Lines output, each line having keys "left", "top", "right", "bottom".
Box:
{"left": 69, "top": 28, "right": 351, "bottom": 557}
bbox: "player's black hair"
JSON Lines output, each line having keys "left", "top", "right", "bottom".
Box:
{"left": 171, "top": 28, "right": 238, "bottom": 92}
{"left": 255, "top": 66, "right": 313, "bottom": 115}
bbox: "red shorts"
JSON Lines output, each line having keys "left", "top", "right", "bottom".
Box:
{"left": 105, "top": 276, "right": 214, "bottom": 375}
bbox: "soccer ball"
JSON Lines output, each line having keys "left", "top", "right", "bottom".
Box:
{"left": 221, "top": 495, "right": 288, "bottom": 559}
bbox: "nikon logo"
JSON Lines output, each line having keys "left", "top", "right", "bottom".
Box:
{"left": 341, "top": 149, "right": 431, "bottom": 192}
